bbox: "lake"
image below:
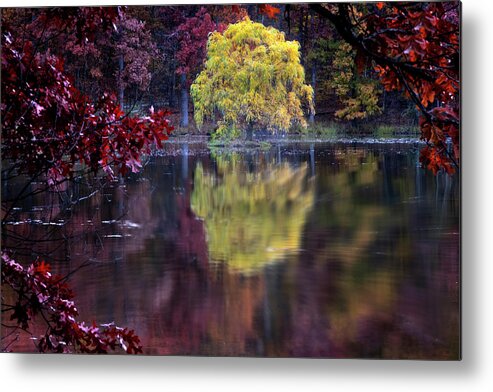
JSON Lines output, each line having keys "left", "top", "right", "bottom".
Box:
{"left": 3, "top": 140, "right": 460, "bottom": 358}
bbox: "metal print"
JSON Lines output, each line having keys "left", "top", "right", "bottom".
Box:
{"left": 1, "top": 2, "right": 460, "bottom": 359}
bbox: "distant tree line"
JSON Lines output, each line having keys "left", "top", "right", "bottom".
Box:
{"left": 2, "top": 4, "right": 422, "bottom": 131}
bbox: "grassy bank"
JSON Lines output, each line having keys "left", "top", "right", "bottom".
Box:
{"left": 167, "top": 120, "right": 421, "bottom": 144}
{"left": 297, "top": 122, "right": 420, "bottom": 139}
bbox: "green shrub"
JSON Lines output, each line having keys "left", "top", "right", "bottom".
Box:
{"left": 302, "top": 122, "right": 339, "bottom": 139}
{"left": 375, "top": 125, "right": 395, "bottom": 138}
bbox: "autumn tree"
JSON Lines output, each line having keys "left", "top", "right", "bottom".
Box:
{"left": 1, "top": 7, "right": 173, "bottom": 353}
{"left": 256, "top": 2, "right": 459, "bottom": 173}
{"left": 308, "top": 2, "right": 460, "bottom": 173}
{"left": 174, "top": 6, "right": 247, "bottom": 128}
{"left": 328, "top": 41, "right": 381, "bottom": 121}
{"left": 65, "top": 10, "right": 157, "bottom": 108}
{"left": 175, "top": 8, "right": 221, "bottom": 127}
{"left": 191, "top": 18, "right": 314, "bottom": 140}
{"left": 3, "top": 7, "right": 159, "bottom": 109}
{"left": 114, "top": 13, "right": 158, "bottom": 108}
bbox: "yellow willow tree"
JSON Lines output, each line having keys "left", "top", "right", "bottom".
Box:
{"left": 191, "top": 18, "right": 314, "bottom": 140}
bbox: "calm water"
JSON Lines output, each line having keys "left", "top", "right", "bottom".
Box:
{"left": 4, "top": 142, "right": 460, "bottom": 358}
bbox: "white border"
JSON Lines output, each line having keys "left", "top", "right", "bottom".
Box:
{"left": 1, "top": 1, "right": 492, "bottom": 391}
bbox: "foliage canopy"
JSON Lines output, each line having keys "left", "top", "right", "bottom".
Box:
{"left": 191, "top": 19, "right": 314, "bottom": 139}
{"left": 1, "top": 7, "right": 170, "bottom": 353}
{"left": 309, "top": 2, "right": 459, "bottom": 173}
{"left": 328, "top": 41, "right": 381, "bottom": 121}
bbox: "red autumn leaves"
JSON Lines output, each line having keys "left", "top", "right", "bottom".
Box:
{"left": 365, "top": 2, "right": 460, "bottom": 173}
{"left": 2, "top": 253, "right": 143, "bottom": 353}
{"left": 261, "top": 3, "right": 459, "bottom": 175}
{"left": 1, "top": 7, "right": 173, "bottom": 181}
{"left": 176, "top": 8, "right": 225, "bottom": 78}
{"left": 1, "top": 7, "right": 170, "bottom": 354}
{"left": 258, "top": 5, "right": 281, "bottom": 19}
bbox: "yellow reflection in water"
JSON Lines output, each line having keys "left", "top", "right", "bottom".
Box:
{"left": 191, "top": 155, "right": 314, "bottom": 274}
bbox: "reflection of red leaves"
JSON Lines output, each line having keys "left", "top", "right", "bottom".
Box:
{"left": 258, "top": 5, "right": 281, "bottom": 19}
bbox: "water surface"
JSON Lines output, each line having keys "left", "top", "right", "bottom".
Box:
{"left": 4, "top": 142, "right": 460, "bottom": 358}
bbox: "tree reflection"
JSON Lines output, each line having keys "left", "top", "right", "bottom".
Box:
{"left": 191, "top": 154, "right": 315, "bottom": 274}
{"left": 4, "top": 145, "right": 459, "bottom": 358}
{"left": 284, "top": 147, "right": 460, "bottom": 359}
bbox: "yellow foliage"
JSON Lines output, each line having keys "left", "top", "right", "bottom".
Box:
{"left": 191, "top": 19, "right": 314, "bottom": 139}
{"left": 328, "top": 41, "right": 382, "bottom": 121}
{"left": 191, "top": 155, "right": 315, "bottom": 274}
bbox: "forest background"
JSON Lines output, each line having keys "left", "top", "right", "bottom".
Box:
{"left": 3, "top": 2, "right": 429, "bottom": 139}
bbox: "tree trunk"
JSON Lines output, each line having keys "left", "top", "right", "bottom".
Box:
{"left": 246, "top": 123, "right": 254, "bottom": 141}
{"left": 298, "top": 8, "right": 305, "bottom": 66}
{"left": 169, "top": 63, "right": 176, "bottom": 108}
{"left": 247, "top": 5, "right": 257, "bottom": 21}
{"left": 180, "top": 73, "right": 189, "bottom": 128}
{"left": 309, "top": 65, "right": 317, "bottom": 124}
{"left": 119, "top": 54, "right": 125, "bottom": 109}
{"left": 309, "top": 10, "right": 316, "bottom": 124}
{"left": 277, "top": 5, "right": 285, "bottom": 30}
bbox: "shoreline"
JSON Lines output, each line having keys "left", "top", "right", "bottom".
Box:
{"left": 155, "top": 135, "right": 427, "bottom": 156}
{"left": 164, "top": 134, "right": 425, "bottom": 146}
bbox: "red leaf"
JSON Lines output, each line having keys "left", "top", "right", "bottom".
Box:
{"left": 258, "top": 5, "right": 281, "bottom": 19}
{"left": 34, "top": 261, "right": 51, "bottom": 275}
